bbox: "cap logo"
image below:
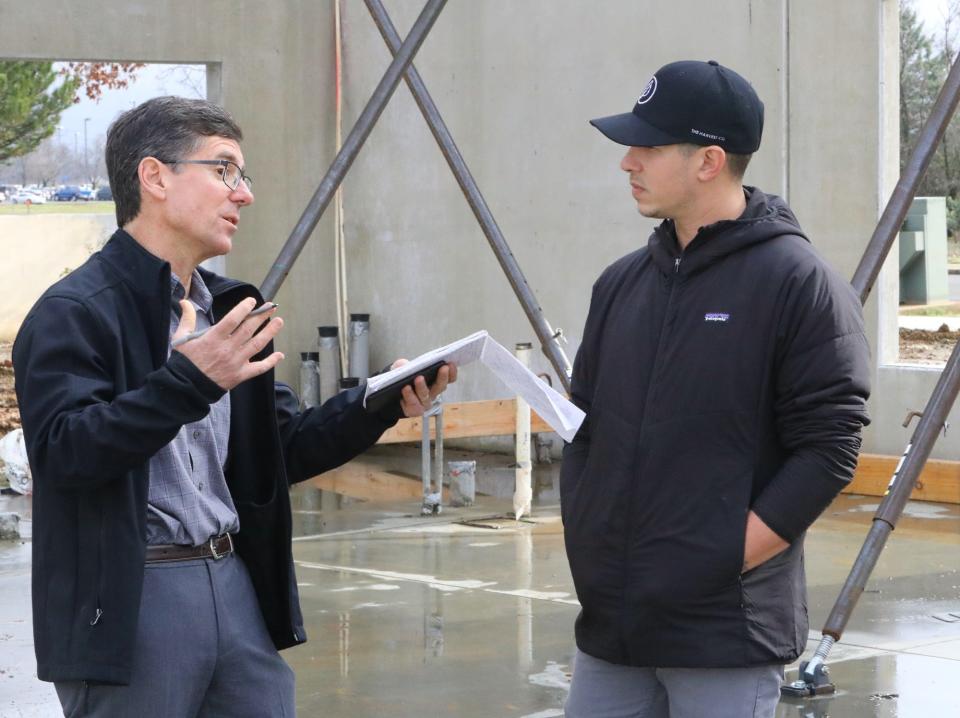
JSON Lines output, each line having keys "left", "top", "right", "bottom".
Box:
{"left": 637, "top": 76, "right": 657, "bottom": 105}
{"left": 691, "top": 128, "right": 726, "bottom": 143}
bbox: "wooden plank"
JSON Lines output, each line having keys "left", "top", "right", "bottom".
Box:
{"left": 844, "top": 453, "right": 960, "bottom": 504}
{"left": 313, "top": 454, "right": 960, "bottom": 505}
{"left": 308, "top": 461, "right": 447, "bottom": 502}
{"left": 377, "top": 398, "right": 553, "bottom": 444}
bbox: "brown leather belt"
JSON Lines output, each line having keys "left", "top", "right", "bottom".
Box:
{"left": 145, "top": 534, "right": 235, "bottom": 563}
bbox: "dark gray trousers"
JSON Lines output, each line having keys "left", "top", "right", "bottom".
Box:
{"left": 565, "top": 648, "right": 783, "bottom": 718}
{"left": 55, "top": 553, "right": 295, "bottom": 718}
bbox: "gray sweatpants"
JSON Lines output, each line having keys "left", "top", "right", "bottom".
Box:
{"left": 565, "top": 648, "right": 783, "bottom": 718}
{"left": 55, "top": 553, "right": 295, "bottom": 718}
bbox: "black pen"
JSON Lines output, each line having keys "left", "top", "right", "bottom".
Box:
{"left": 171, "top": 302, "right": 278, "bottom": 349}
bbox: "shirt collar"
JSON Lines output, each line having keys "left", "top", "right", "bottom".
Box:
{"left": 170, "top": 269, "right": 214, "bottom": 315}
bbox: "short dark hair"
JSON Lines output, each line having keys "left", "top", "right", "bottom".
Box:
{"left": 678, "top": 143, "right": 752, "bottom": 180}
{"left": 725, "top": 152, "right": 752, "bottom": 180}
{"left": 105, "top": 96, "right": 243, "bottom": 227}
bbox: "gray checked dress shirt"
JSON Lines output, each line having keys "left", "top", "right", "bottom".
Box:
{"left": 145, "top": 270, "right": 239, "bottom": 546}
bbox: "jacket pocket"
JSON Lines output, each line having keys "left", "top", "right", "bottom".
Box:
{"left": 741, "top": 539, "right": 807, "bottom": 662}
{"left": 562, "top": 408, "right": 639, "bottom": 539}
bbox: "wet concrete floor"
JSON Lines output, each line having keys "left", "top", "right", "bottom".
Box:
{"left": 2, "top": 449, "right": 959, "bottom": 716}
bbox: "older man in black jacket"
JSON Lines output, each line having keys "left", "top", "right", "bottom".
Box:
{"left": 561, "top": 61, "right": 871, "bottom": 717}
{"left": 14, "top": 96, "right": 454, "bottom": 717}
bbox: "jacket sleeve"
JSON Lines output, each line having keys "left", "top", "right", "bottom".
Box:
{"left": 274, "top": 382, "right": 403, "bottom": 485}
{"left": 751, "top": 265, "right": 871, "bottom": 543}
{"left": 13, "top": 296, "right": 225, "bottom": 490}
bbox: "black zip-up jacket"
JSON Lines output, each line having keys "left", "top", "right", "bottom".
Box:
{"left": 14, "top": 229, "right": 401, "bottom": 684}
{"left": 560, "top": 188, "right": 871, "bottom": 668}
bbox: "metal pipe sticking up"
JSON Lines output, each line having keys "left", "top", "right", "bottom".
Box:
{"left": 420, "top": 398, "right": 444, "bottom": 515}
{"left": 259, "top": 0, "right": 449, "bottom": 301}
{"left": 363, "top": 0, "right": 573, "bottom": 393}
{"left": 348, "top": 313, "right": 370, "bottom": 381}
{"left": 514, "top": 343, "right": 533, "bottom": 520}
{"left": 299, "top": 352, "right": 320, "bottom": 409}
{"left": 784, "top": 50, "right": 960, "bottom": 699}
{"left": 317, "top": 326, "right": 341, "bottom": 403}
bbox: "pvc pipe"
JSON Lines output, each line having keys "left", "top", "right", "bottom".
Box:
{"left": 349, "top": 313, "right": 370, "bottom": 380}
{"left": 318, "top": 326, "right": 341, "bottom": 403}
{"left": 514, "top": 343, "right": 533, "bottom": 520}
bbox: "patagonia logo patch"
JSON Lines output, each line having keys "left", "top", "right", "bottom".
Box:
{"left": 704, "top": 313, "right": 730, "bottom": 322}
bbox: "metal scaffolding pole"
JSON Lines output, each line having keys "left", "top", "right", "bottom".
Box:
{"left": 784, "top": 50, "right": 960, "bottom": 699}
{"left": 851, "top": 52, "right": 960, "bottom": 304}
{"left": 259, "top": 0, "right": 449, "bottom": 301}
{"left": 363, "top": 0, "right": 573, "bottom": 392}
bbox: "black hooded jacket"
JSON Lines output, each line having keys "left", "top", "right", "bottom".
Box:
{"left": 560, "top": 188, "right": 871, "bottom": 667}
{"left": 14, "top": 229, "right": 402, "bottom": 684}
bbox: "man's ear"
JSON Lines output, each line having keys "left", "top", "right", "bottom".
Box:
{"left": 137, "top": 157, "right": 168, "bottom": 202}
{"left": 696, "top": 146, "right": 728, "bottom": 182}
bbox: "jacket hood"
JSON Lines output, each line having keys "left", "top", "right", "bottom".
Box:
{"left": 648, "top": 187, "right": 808, "bottom": 276}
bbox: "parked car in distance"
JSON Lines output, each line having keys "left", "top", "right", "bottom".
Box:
{"left": 95, "top": 185, "right": 113, "bottom": 201}
{"left": 53, "top": 186, "right": 95, "bottom": 201}
{"left": 8, "top": 189, "right": 47, "bottom": 204}
{"left": 0, "top": 191, "right": 5, "bottom": 203}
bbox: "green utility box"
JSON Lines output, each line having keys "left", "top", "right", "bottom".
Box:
{"left": 900, "top": 196, "right": 949, "bottom": 305}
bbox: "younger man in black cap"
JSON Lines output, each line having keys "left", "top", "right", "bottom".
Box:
{"left": 561, "top": 60, "right": 871, "bottom": 717}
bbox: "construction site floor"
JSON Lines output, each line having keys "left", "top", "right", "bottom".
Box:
{"left": 2, "top": 452, "right": 959, "bottom": 717}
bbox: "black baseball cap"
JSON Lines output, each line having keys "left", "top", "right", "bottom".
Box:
{"left": 590, "top": 60, "right": 764, "bottom": 154}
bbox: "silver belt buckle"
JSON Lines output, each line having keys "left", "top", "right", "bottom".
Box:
{"left": 209, "top": 533, "right": 232, "bottom": 560}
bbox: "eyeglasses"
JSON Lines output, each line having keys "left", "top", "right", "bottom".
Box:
{"left": 161, "top": 159, "right": 253, "bottom": 191}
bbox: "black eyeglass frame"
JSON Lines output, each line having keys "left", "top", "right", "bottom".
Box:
{"left": 160, "top": 159, "right": 253, "bottom": 191}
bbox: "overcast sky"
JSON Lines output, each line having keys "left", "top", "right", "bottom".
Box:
{"left": 55, "top": 63, "right": 205, "bottom": 154}
{"left": 912, "top": 0, "right": 953, "bottom": 34}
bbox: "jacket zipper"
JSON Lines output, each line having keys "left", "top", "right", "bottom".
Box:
{"left": 88, "top": 498, "right": 105, "bottom": 627}
{"left": 619, "top": 256, "right": 683, "bottom": 629}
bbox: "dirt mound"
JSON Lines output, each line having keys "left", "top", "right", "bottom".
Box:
{"left": 0, "top": 344, "right": 19, "bottom": 434}
{"left": 899, "top": 328, "right": 959, "bottom": 365}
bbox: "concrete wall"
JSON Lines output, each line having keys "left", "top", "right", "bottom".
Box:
{"left": 3, "top": 0, "right": 951, "bottom": 459}
{"left": 332, "top": 0, "right": 787, "bottom": 408}
{"left": 0, "top": 0, "right": 339, "bottom": 371}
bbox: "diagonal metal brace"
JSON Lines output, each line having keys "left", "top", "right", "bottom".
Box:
{"left": 787, "top": 49, "right": 960, "bottom": 700}
{"left": 260, "top": 0, "right": 449, "bottom": 301}
{"left": 363, "top": 0, "right": 573, "bottom": 392}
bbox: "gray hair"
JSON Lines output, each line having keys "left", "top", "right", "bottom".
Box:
{"left": 105, "top": 96, "right": 243, "bottom": 227}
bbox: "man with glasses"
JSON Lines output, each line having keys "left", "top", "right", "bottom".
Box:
{"left": 14, "top": 96, "right": 454, "bottom": 716}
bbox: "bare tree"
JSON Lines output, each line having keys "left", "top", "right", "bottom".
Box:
{"left": 29, "top": 138, "right": 73, "bottom": 187}
{"left": 156, "top": 65, "right": 206, "bottom": 98}
{"left": 900, "top": 0, "right": 960, "bottom": 236}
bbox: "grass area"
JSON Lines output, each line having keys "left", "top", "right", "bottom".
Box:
{"left": 899, "top": 302, "right": 960, "bottom": 316}
{"left": 0, "top": 201, "right": 114, "bottom": 215}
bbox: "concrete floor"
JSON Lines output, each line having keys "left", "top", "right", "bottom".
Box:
{"left": 2, "top": 450, "right": 960, "bottom": 717}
